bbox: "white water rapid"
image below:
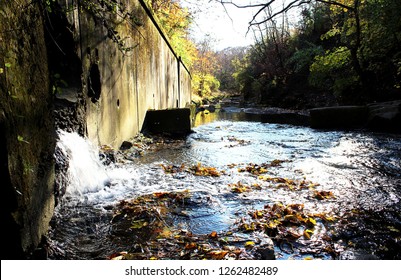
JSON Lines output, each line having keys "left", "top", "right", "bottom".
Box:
{"left": 56, "top": 130, "right": 111, "bottom": 196}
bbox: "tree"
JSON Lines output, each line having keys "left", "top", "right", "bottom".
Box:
{"left": 191, "top": 35, "right": 220, "bottom": 97}
{"left": 214, "top": 46, "right": 248, "bottom": 92}
{"left": 219, "top": 0, "right": 401, "bottom": 104}
{"left": 147, "top": 0, "right": 197, "bottom": 66}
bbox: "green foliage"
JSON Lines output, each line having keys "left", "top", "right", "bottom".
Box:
{"left": 52, "top": 73, "right": 68, "bottom": 95}
{"left": 214, "top": 47, "right": 248, "bottom": 93}
{"left": 17, "top": 135, "right": 30, "bottom": 144}
{"left": 192, "top": 73, "right": 220, "bottom": 97}
{"left": 288, "top": 44, "right": 324, "bottom": 73}
{"left": 1, "top": 62, "right": 11, "bottom": 75}
{"left": 44, "top": 0, "right": 57, "bottom": 12}
{"left": 232, "top": 55, "right": 253, "bottom": 94}
{"left": 146, "top": 0, "right": 196, "bottom": 67}
{"left": 231, "top": 0, "right": 401, "bottom": 106}
{"left": 309, "top": 46, "right": 359, "bottom": 96}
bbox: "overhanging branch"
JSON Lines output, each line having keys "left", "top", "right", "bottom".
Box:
{"left": 216, "top": 0, "right": 356, "bottom": 29}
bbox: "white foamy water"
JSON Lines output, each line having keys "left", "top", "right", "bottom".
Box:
{"left": 57, "top": 130, "right": 111, "bottom": 196}
{"left": 55, "top": 130, "right": 186, "bottom": 206}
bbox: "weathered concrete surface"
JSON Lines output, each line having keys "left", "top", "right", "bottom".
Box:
{"left": 57, "top": 0, "right": 191, "bottom": 149}
{"left": 142, "top": 108, "right": 192, "bottom": 135}
{"left": 310, "top": 106, "right": 369, "bottom": 129}
{"left": 0, "top": 0, "right": 192, "bottom": 259}
{"left": 309, "top": 101, "right": 401, "bottom": 132}
{"left": 0, "top": 1, "right": 55, "bottom": 258}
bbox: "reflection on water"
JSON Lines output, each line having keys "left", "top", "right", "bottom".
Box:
{"left": 49, "top": 110, "right": 401, "bottom": 260}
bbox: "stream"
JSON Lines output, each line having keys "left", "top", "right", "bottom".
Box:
{"left": 48, "top": 108, "right": 401, "bottom": 260}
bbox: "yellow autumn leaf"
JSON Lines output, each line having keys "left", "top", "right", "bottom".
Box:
{"left": 244, "top": 241, "right": 255, "bottom": 248}
{"left": 307, "top": 217, "right": 317, "bottom": 226}
{"left": 303, "top": 229, "right": 314, "bottom": 239}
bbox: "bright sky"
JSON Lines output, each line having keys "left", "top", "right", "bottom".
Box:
{"left": 182, "top": 0, "right": 301, "bottom": 50}
{"left": 187, "top": 1, "right": 255, "bottom": 50}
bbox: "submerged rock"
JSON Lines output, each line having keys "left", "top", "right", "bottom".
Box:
{"left": 339, "top": 250, "right": 380, "bottom": 260}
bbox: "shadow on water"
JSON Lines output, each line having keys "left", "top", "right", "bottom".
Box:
{"left": 48, "top": 109, "right": 401, "bottom": 260}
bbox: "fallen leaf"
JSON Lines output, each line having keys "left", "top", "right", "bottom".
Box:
{"left": 208, "top": 250, "right": 228, "bottom": 260}
{"left": 130, "top": 219, "right": 149, "bottom": 229}
{"left": 307, "top": 217, "right": 317, "bottom": 227}
{"left": 314, "top": 190, "right": 334, "bottom": 200}
{"left": 244, "top": 241, "right": 255, "bottom": 248}
{"left": 185, "top": 242, "right": 197, "bottom": 250}
{"left": 303, "top": 229, "right": 314, "bottom": 239}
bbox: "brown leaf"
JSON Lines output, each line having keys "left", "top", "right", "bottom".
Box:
{"left": 208, "top": 250, "right": 229, "bottom": 260}
{"left": 314, "top": 190, "right": 334, "bottom": 200}
{"left": 185, "top": 242, "right": 197, "bottom": 250}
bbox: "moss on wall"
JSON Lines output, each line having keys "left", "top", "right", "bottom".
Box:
{"left": 0, "top": 0, "right": 192, "bottom": 258}
{"left": 0, "top": 0, "right": 55, "bottom": 258}
{"left": 55, "top": 0, "right": 191, "bottom": 149}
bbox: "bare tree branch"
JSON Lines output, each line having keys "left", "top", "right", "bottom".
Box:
{"left": 216, "top": 0, "right": 357, "bottom": 29}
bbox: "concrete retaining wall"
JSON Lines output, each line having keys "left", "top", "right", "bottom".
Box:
{"left": 0, "top": 0, "right": 191, "bottom": 258}
{"left": 0, "top": 1, "right": 55, "bottom": 258}
{"left": 60, "top": 0, "right": 191, "bottom": 149}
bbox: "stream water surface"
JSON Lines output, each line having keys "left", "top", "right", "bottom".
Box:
{"left": 48, "top": 109, "right": 401, "bottom": 260}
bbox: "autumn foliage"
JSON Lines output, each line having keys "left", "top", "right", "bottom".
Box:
{"left": 147, "top": 0, "right": 220, "bottom": 99}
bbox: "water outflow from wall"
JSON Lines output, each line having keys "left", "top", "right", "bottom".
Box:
{"left": 56, "top": 130, "right": 110, "bottom": 196}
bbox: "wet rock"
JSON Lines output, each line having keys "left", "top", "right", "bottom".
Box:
{"left": 99, "top": 150, "right": 115, "bottom": 165}
{"left": 120, "top": 141, "right": 133, "bottom": 150}
{"left": 207, "top": 105, "right": 216, "bottom": 113}
{"left": 252, "top": 242, "right": 276, "bottom": 260}
{"left": 54, "top": 90, "right": 87, "bottom": 136}
{"left": 339, "top": 250, "right": 380, "bottom": 260}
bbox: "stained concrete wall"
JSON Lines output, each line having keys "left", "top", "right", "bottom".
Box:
{"left": 0, "top": 0, "right": 191, "bottom": 258}
{"left": 0, "top": 1, "right": 55, "bottom": 258}
{"left": 60, "top": 0, "right": 191, "bottom": 149}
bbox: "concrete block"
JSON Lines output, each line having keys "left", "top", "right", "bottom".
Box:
{"left": 310, "top": 106, "right": 368, "bottom": 129}
{"left": 142, "top": 108, "right": 192, "bottom": 136}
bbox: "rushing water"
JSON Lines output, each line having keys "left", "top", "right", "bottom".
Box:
{"left": 48, "top": 110, "right": 401, "bottom": 260}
